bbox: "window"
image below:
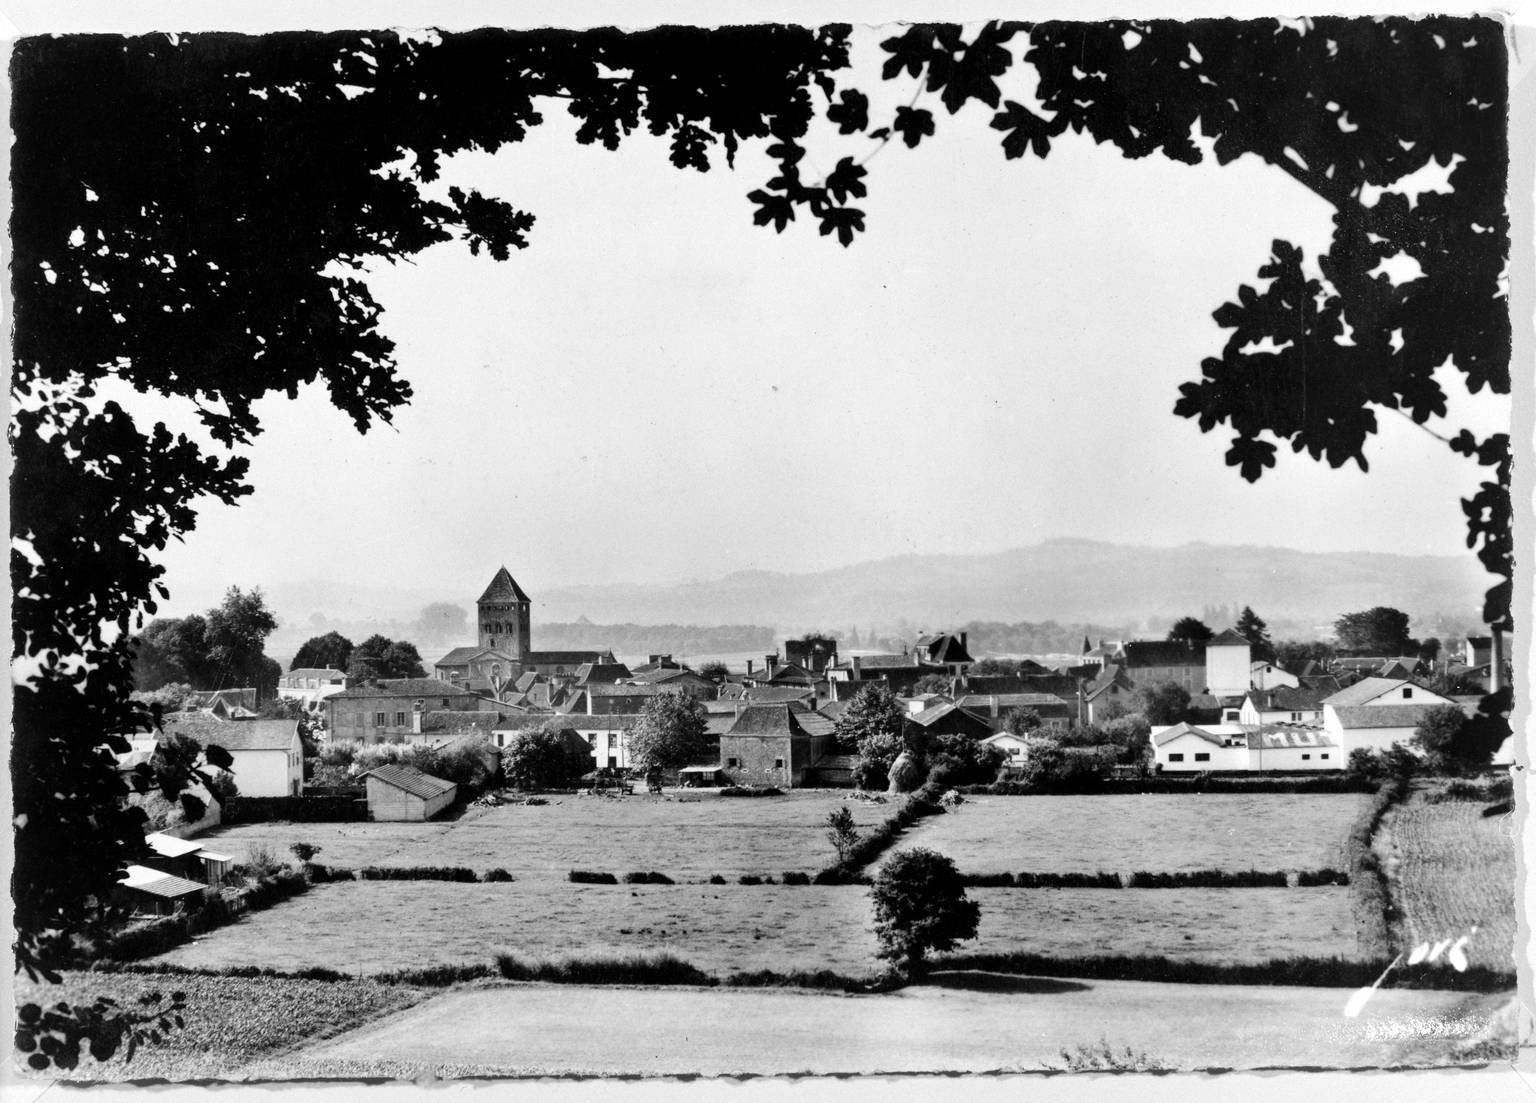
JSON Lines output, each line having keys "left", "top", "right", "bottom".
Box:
{"left": 1402, "top": 687, "right": 1413, "bottom": 698}
{"left": 587, "top": 734, "right": 596, "bottom": 746}
{"left": 1320, "top": 753, "right": 1329, "bottom": 760}
{"left": 414, "top": 699, "right": 424, "bottom": 712}
{"left": 1168, "top": 753, "right": 1185, "bottom": 762}
{"left": 774, "top": 758, "right": 785, "bottom": 769}
{"left": 1194, "top": 753, "right": 1210, "bottom": 762}
{"left": 496, "top": 734, "right": 505, "bottom": 748}
{"left": 1291, "top": 712, "right": 1302, "bottom": 721}
{"left": 395, "top": 712, "right": 406, "bottom": 727}
{"left": 1302, "top": 754, "right": 1311, "bottom": 760}
{"left": 726, "top": 757, "right": 739, "bottom": 768}
{"left": 608, "top": 734, "right": 618, "bottom": 748}
{"left": 442, "top": 698, "right": 450, "bottom": 707}
{"left": 373, "top": 712, "right": 385, "bottom": 727}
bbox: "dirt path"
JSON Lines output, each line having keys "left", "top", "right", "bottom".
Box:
{"left": 249, "top": 974, "right": 1511, "bottom": 1078}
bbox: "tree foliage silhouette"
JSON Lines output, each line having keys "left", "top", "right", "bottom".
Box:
{"left": 10, "top": 18, "right": 1511, "bottom": 1066}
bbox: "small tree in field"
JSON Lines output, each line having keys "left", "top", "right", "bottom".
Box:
{"left": 869, "top": 848, "right": 980, "bottom": 973}
{"left": 826, "top": 806, "right": 860, "bottom": 864}
{"left": 503, "top": 722, "right": 583, "bottom": 790}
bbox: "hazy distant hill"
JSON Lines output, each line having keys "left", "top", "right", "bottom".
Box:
{"left": 532, "top": 539, "right": 1488, "bottom": 632}
{"left": 258, "top": 539, "right": 1489, "bottom": 662}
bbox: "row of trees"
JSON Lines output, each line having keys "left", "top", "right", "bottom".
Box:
{"left": 132, "top": 587, "right": 281, "bottom": 699}
{"left": 289, "top": 631, "right": 427, "bottom": 681}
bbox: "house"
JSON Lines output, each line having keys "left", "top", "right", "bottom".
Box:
{"left": 899, "top": 692, "right": 953, "bottom": 716}
{"left": 1152, "top": 722, "right": 1250, "bottom": 771}
{"left": 276, "top": 668, "right": 348, "bottom": 712}
{"left": 718, "top": 703, "right": 833, "bottom": 789}
{"left": 433, "top": 645, "right": 522, "bottom": 695}
{"left": 1238, "top": 685, "right": 1331, "bottom": 726}
{"left": 326, "top": 677, "right": 480, "bottom": 743}
{"left": 954, "top": 692, "right": 1075, "bottom": 732}
{"left": 1250, "top": 660, "right": 1299, "bottom": 691}
{"left": 1117, "top": 640, "right": 1207, "bottom": 693}
{"left": 164, "top": 715, "right": 304, "bottom": 797}
{"left": 115, "top": 865, "right": 207, "bottom": 916}
{"left": 982, "top": 731, "right": 1032, "bottom": 770}
{"left": 360, "top": 763, "right": 458, "bottom": 821}
{"left": 143, "top": 831, "right": 233, "bottom": 884}
{"left": 742, "top": 656, "right": 819, "bottom": 689}
{"left": 904, "top": 701, "right": 994, "bottom": 742}
{"left": 584, "top": 682, "right": 678, "bottom": 715}
{"left": 784, "top": 635, "right": 839, "bottom": 674}
{"left": 1204, "top": 629, "right": 1253, "bottom": 697}
{"left": 574, "top": 660, "right": 635, "bottom": 686}
{"left": 1320, "top": 677, "right": 1459, "bottom": 755}
{"left": 185, "top": 688, "right": 259, "bottom": 720}
{"left": 1082, "top": 664, "right": 1134, "bottom": 725}
{"left": 627, "top": 666, "right": 716, "bottom": 695}
{"left": 913, "top": 631, "right": 975, "bottom": 676}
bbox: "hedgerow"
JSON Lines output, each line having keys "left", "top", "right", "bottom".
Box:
{"left": 357, "top": 865, "right": 478, "bottom": 882}
{"left": 568, "top": 870, "right": 618, "bottom": 884}
{"left": 622, "top": 871, "right": 674, "bottom": 885}
{"left": 494, "top": 952, "right": 713, "bottom": 986}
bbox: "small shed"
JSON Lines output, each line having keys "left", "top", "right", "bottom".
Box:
{"left": 360, "top": 763, "right": 458, "bottom": 821}
{"left": 142, "top": 832, "right": 205, "bottom": 881}
{"left": 117, "top": 864, "right": 207, "bottom": 916}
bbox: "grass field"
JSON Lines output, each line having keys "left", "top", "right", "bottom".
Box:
{"left": 150, "top": 882, "right": 883, "bottom": 975}
{"left": 199, "top": 791, "right": 893, "bottom": 878}
{"left": 147, "top": 878, "right": 1361, "bottom": 977}
{"left": 13, "top": 970, "right": 423, "bottom": 1080}
{"left": 898, "top": 793, "right": 1367, "bottom": 874}
{"left": 1383, "top": 788, "right": 1518, "bottom": 971}
{"left": 960, "top": 886, "right": 1359, "bottom": 963}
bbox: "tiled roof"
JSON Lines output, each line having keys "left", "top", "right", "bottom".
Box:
{"left": 1331, "top": 704, "right": 1461, "bottom": 729}
{"left": 1297, "top": 674, "right": 1344, "bottom": 694}
{"left": 1208, "top": 628, "right": 1252, "bottom": 647}
{"left": 330, "top": 678, "right": 473, "bottom": 700}
{"left": 283, "top": 668, "right": 346, "bottom": 680}
{"left": 818, "top": 699, "right": 853, "bottom": 722}
{"left": 750, "top": 662, "right": 818, "bottom": 685}
{"left": 434, "top": 647, "right": 499, "bottom": 667}
{"left": 906, "top": 702, "right": 991, "bottom": 730}
{"left": 588, "top": 682, "right": 674, "bottom": 698}
{"left": 1121, "top": 640, "right": 1206, "bottom": 667}
{"left": 917, "top": 633, "right": 975, "bottom": 665}
{"left": 725, "top": 704, "right": 807, "bottom": 738}
{"left": 361, "top": 763, "right": 456, "bottom": 801}
{"left": 164, "top": 717, "right": 297, "bottom": 752}
{"left": 1248, "top": 685, "right": 1330, "bottom": 712}
{"left": 562, "top": 714, "right": 643, "bottom": 732}
{"left": 743, "top": 685, "right": 815, "bottom": 704}
{"left": 955, "top": 693, "right": 1072, "bottom": 711}
{"left": 831, "top": 653, "right": 923, "bottom": 671}
{"left": 421, "top": 711, "right": 501, "bottom": 734}
{"left": 627, "top": 667, "right": 706, "bottom": 685}
{"left": 1322, "top": 677, "right": 1414, "bottom": 708}
{"left": 121, "top": 864, "right": 206, "bottom": 899}
{"left": 795, "top": 711, "right": 837, "bottom": 738}
{"left": 478, "top": 566, "right": 531, "bottom": 604}
{"left": 576, "top": 662, "right": 635, "bottom": 685}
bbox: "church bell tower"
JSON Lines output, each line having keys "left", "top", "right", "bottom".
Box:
{"left": 477, "top": 565, "right": 532, "bottom": 665}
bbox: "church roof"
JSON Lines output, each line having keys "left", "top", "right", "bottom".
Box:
{"left": 478, "top": 566, "right": 531, "bottom": 605}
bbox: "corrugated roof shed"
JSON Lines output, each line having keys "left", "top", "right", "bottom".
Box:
{"left": 121, "top": 864, "right": 205, "bottom": 899}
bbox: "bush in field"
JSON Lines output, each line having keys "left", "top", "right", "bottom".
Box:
{"left": 241, "top": 844, "right": 283, "bottom": 878}
{"left": 870, "top": 848, "right": 979, "bottom": 973}
{"left": 568, "top": 870, "right": 618, "bottom": 884}
{"left": 826, "top": 806, "right": 860, "bottom": 864}
{"left": 289, "top": 842, "right": 321, "bottom": 863}
{"left": 482, "top": 868, "right": 514, "bottom": 882}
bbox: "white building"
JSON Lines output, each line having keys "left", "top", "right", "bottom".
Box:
{"left": 982, "top": 731, "right": 1032, "bottom": 770}
{"left": 1320, "top": 677, "right": 1459, "bottom": 756}
{"left": 276, "top": 667, "right": 347, "bottom": 711}
{"left": 1152, "top": 722, "right": 1342, "bottom": 772}
{"left": 1250, "top": 661, "right": 1299, "bottom": 690}
{"left": 1204, "top": 629, "right": 1253, "bottom": 698}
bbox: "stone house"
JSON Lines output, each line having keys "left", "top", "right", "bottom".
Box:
{"left": 326, "top": 677, "right": 480, "bottom": 744}
{"left": 718, "top": 703, "right": 832, "bottom": 789}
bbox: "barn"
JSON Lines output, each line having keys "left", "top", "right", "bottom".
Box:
{"left": 360, "top": 763, "right": 458, "bottom": 822}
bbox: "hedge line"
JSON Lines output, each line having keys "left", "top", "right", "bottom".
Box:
{"left": 622, "top": 871, "right": 675, "bottom": 885}
{"left": 958, "top": 870, "right": 1347, "bottom": 889}
{"left": 961, "top": 775, "right": 1372, "bottom": 796}
{"left": 569, "top": 870, "right": 619, "bottom": 884}
{"left": 815, "top": 770, "right": 957, "bottom": 881}
{"left": 100, "top": 869, "right": 310, "bottom": 961}
{"left": 226, "top": 795, "right": 368, "bottom": 823}
{"left": 720, "top": 786, "right": 785, "bottom": 798}
{"left": 1349, "top": 776, "right": 1410, "bottom": 959}
{"left": 359, "top": 865, "right": 478, "bottom": 882}
{"left": 494, "top": 952, "right": 713, "bottom": 986}
{"left": 933, "top": 950, "right": 1515, "bottom": 992}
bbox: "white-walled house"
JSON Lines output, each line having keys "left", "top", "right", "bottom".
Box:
{"left": 277, "top": 668, "right": 347, "bottom": 711}
{"left": 1151, "top": 722, "right": 1341, "bottom": 772}
{"left": 1251, "top": 661, "right": 1300, "bottom": 690}
{"left": 1204, "top": 629, "right": 1253, "bottom": 698}
{"left": 1320, "top": 677, "right": 1459, "bottom": 755}
{"left": 166, "top": 716, "right": 304, "bottom": 797}
{"left": 1152, "top": 723, "right": 1249, "bottom": 771}
{"left": 1238, "top": 686, "right": 1329, "bottom": 727}
{"left": 982, "top": 731, "right": 1032, "bottom": 770}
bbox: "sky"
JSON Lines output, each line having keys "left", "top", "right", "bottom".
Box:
{"left": 132, "top": 22, "right": 1512, "bottom": 616}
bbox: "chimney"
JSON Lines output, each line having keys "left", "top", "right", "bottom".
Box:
{"left": 851, "top": 656, "right": 862, "bottom": 681}
{"left": 766, "top": 653, "right": 778, "bottom": 676}
{"left": 746, "top": 659, "right": 755, "bottom": 675}
{"left": 960, "top": 631, "right": 968, "bottom": 652}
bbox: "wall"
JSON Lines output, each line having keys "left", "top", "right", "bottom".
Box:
{"left": 1251, "top": 663, "right": 1299, "bottom": 690}
{"left": 1154, "top": 735, "right": 1246, "bottom": 772}
{"left": 228, "top": 748, "right": 296, "bottom": 798}
{"left": 328, "top": 689, "right": 478, "bottom": 743}
{"left": 1246, "top": 744, "right": 1344, "bottom": 771}
{"left": 1126, "top": 663, "right": 1204, "bottom": 692}
{"left": 1205, "top": 643, "right": 1252, "bottom": 698}
{"left": 365, "top": 775, "right": 426, "bottom": 821}
{"left": 719, "top": 734, "right": 796, "bottom": 788}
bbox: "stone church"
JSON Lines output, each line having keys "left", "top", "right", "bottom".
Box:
{"left": 432, "top": 566, "right": 616, "bottom": 695}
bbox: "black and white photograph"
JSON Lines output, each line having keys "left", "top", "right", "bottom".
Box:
{"left": 7, "top": 1, "right": 1533, "bottom": 1091}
